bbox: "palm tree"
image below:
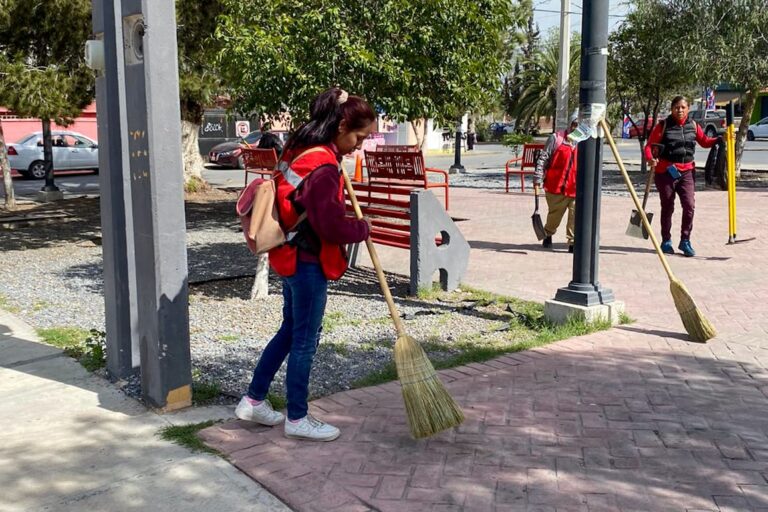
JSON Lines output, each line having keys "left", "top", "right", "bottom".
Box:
{"left": 509, "top": 33, "right": 580, "bottom": 133}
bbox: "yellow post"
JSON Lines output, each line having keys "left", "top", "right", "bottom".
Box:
{"left": 725, "top": 101, "right": 737, "bottom": 243}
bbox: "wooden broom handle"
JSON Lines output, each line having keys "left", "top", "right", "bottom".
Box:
{"left": 600, "top": 119, "right": 676, "bottom": 282}
{"left": 341, "top": 168, "right": 408, "bottom": 338}
{"left": 640, "top": 163, "right": 654, "bottom": 211}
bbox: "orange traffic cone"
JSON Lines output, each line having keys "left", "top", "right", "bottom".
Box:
{"left": 353, "top": 154, "right": 363, "bottom": 182}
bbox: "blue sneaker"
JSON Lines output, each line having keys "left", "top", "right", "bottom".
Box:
{"left": 678, "top": 239, "right": 696, "bottom": 257}
{"left": 661, "top": 239, "right": 675, "bottom": 255}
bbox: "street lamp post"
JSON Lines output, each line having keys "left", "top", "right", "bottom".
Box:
{"left": 449, "top": 118, "right": 465, "bottom": 174}
{"left": 549, "top": 0, "right": 619, "bottom": 316}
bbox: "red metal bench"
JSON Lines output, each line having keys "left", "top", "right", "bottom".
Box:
{"left": 345, "top": 183, "right": 444, "bottom": 249}
{"left": 375, "top": 144, "right": 420, "bottom": 153}
{"left": 505, "top": 143, "right": 544, "bottom": 193}
{"left": 241, "top": 147, "right": 278, "bottom": 186}
{"left": 363, "top": 150, "right": 450, "bottom": 210}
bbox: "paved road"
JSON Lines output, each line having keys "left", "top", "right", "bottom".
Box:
{"left": 3, "top": 140, "right": 766, "bottom": 199}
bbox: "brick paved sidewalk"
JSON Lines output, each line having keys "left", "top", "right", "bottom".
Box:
{"left": 202, "top": 187, "right": 768, "bottom": 511}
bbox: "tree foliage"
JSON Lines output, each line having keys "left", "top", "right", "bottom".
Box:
{"left": 216, "top": 0, "right": 527, "bottom": 127}
{"left": 607, "top": 0, "right": 696, "bottom": 169}
{"left": 611, "top": 0, "right": 768, "bottom": 172}
{"left": 672, "top": 0, "right": 768, "bottom": 172}
{"left": 0, "top": 0, "right": 93, "bottom": 122}
{"left": 503, "top": 13, "right": 539, "bottom": 130}
{"left": 506, "top": 29, "right": 580, "bottom": 133}
{"left": 177, "top": 0, "right": 225, "bottom": 125}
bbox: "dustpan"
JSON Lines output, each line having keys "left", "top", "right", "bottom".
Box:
{"left": 626, "top": 156, "right": 656, "bottom": 239}
{"left": 532, "top": 186, "right": 547, "bottom": 240}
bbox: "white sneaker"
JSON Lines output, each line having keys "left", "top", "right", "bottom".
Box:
{"left": 234, "top": 396, "right": 284, "bottom": 426}
{"left": 284, "top": 414, "right": 340, "bottom": 441}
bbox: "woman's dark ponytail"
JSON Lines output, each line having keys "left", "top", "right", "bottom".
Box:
{"left": 283, "top": 87, "right": 376, "bottom": 155}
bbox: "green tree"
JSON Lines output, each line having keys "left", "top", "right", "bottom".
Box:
{"left": 217, "top": 0, "right": 527, "bottom": 147}
{"left": 504, "top": 13, "right": 540, "bottom": 133}
{"left": 607, "top": 0, "right": 695, "bottom": 171}
{"left": 0, "top": 0, "right": 94, "bottom": 192}
{"left": 674, "top": 0, "right": 768, "bottom": 174}
{"left": 177, "top": 0, "right": 226, "bottom": 186}
{"left": 509, "top": 30, "right": 580, "bottom": 134}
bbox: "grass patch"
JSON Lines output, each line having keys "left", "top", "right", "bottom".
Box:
{"left": 322, "top": 311, "right": 361, "bottom": 333}
{"left": 351, "top": 287, "right": 614, "bottom": 390}
{"left": 36, "top": 326, "right": 90, "bottom": 349}
{"left": 36, "top": 327, "right": 107, "bottom": 371}
{"left": 266, "top": 392, "right": 287, "bottom": 411}
{"left": 32, "top": 300, "right": 51, "bottom": 312}
{"left": 218, "top": 334, "right": 239, "bottom": 343}
{"left": 352, "top": 362, "right": 398, "bottom": 388}
{"left": 619, "top": 312, "right": 635, "bottom": 325}
{"left": 192, "top": 381, "right": 221, "bottom": 405}
{"left": 158, "top": 421, "right": 220, "bottom": 454}
{"left": 0, "top": 293, "right": 20, "bottom": 314}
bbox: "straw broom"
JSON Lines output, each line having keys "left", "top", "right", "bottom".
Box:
{"left": 341, "top": 169, "right": 465, "bottom": 438}
{"left": 600, "top": 118, "right": 716, "bottom": 342}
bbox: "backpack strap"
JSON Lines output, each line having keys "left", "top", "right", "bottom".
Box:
{"left": 279, "top": 146, "right": 337, "bottom": 189}
{"left": 282, "top": 146, "right": 336, "bottom": 233}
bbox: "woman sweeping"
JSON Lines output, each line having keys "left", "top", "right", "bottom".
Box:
{"left": 645, "top": 96, "right": 719, "bottom": 257}
{"left": 235, "top": 87, "right": 376, "bottom": 441}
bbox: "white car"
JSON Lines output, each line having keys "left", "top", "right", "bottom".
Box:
{"left": 7, "top": 131, "right": 99, "bottom": 179}
{"left": 747, "top": 117, "right": 768, "bottom": 141}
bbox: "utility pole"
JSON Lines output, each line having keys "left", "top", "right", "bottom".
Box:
{"left": 556, "top": 0, "right": 571, "bottom": 131}
{"left": 90, "top": 0, "right": 192, "bottom": 411}
{"left": 545, "top": 0, "right": 623, "bottom": 324}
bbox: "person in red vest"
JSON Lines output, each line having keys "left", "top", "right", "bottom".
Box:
{"left": 533, "top": 112, "right": 579, "bottom": 253}
{"left": 645, "top": 96, "right": 719, "bottom": 257}
{"left": 235, "top": 88, "right": 375, "bottom": 441}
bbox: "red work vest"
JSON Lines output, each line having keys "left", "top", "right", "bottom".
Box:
{"left": 543, "top": 133, "right": 578, "bottom": 198}
{"left": 268, "top": 145, "right": 349, "bottom": 281}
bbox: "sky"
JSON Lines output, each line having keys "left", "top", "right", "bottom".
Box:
{"left": 532, "top": 0, "right": 631, "bottom": 36}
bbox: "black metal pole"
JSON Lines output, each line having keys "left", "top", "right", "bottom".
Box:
{"left": 40, "top": 119, "right": 60, "bottom": 192}
{"left": 554, "top": 0, "right": 614, "bottom": 307}
{"left": 449, "top": 118, "right": 465, "bottom": 174}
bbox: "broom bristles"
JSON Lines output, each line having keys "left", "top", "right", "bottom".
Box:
{"left": 669, "top": 278, "right": 717, "bottom": 343}
{"left": 394, "top": 335, "right": 464, "bottom": 439}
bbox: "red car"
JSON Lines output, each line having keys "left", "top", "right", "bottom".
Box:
{"left": 627, "top": 118, "right": 656, "bottom": 139}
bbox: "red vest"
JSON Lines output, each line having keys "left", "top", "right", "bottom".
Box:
{"left": 543, "top": 132, "right": 578, "bottom": 198}
{"left": 268, "top": 145, "right": 349, "bottom": 281}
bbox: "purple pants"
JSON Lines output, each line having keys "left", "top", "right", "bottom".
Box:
{"left": 654, "top": 169, "right": 695, "bottom": 241}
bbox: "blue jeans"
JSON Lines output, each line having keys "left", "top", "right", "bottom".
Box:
{"left": 247, "top": 261, "right": 328, "bottom": 420}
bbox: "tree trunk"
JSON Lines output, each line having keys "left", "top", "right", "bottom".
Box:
{"left": 250, "top": 254, "right": 269, "bottom": 300}
{"left": 0, "top": 120, "right": 17, "bottom": 210}
{"left": 734, "top": 89, "right": 757, "bottom": 178}
{"left": 410, "top": 119, "right": 426, "bottom": 149}
{"left": 41, "top": 119, "right": 56, "bottom": 191}
{"left": 181, "top": 120, "right": 207, "bottom": 187}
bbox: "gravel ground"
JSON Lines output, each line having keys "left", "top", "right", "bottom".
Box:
{"left": 0, "top": 194, "right": 531, "bottom": 405}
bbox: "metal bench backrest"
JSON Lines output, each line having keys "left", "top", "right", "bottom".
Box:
{"left": 520, "top": 143, "right": 545, "bottom": 170}
{"left": 375, "top": 144, "right": 421, "bottom": 153}
{"left": 241, "top": 147, "right": 278, "bottom": 170}
{"left": 364, "top": 150, "right": 426, "bottom": 182}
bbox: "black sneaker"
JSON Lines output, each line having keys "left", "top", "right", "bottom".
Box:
{"left": 542, "top": 236, "right": 552, "bottom": 248}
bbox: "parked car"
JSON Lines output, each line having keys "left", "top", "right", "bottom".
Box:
{"left": 688, "top": 109, "right": 727, "bottom": 137}
{"left": 627, "top": 117, "right": 657, "bottom": 139}
{"left": 747, "top": 116, "right": 768, "bottom": 141}
{"left": 207, "top": 130, "right": 286, "bottom": 169}
{"left": 7, "top": 131, "right": 99, "bottom": 179}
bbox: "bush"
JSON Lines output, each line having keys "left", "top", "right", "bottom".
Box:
{"left": 475, "top": 120, "right": 491, "bottom": 142}
{"left": 501, "top": 132, "right": 534, "bottom": 147}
